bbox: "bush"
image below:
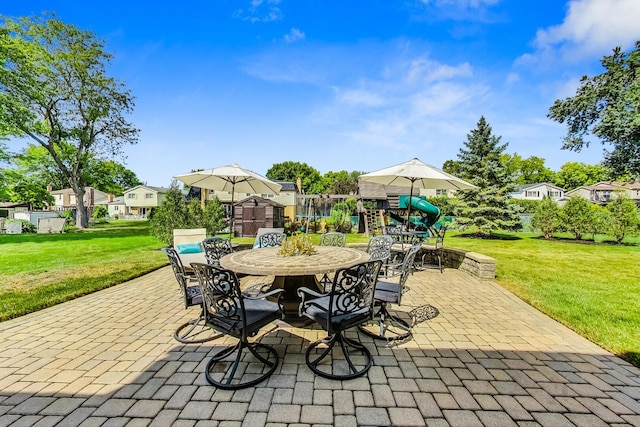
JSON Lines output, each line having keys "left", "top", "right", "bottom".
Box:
{"left": 531, "top": 196, "right": 559, "bottom": 239}
{"left": 92, "top": 205, "right": 108, "bottom": 220}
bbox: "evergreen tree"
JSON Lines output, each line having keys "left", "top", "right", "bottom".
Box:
{"left": 454, "top": 117, "right": 521, "bottom": 234}
{"left": 559, "top": 196, "right": 593, "bottom": 240}
{"left": 150, "top": 181, "right": 189, "bottom": 245}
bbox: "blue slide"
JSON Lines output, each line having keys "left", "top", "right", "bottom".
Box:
{"left": 398, "top": 195, "right": 441, "bottom": 227}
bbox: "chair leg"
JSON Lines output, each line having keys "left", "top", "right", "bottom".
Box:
{"left": 359, "top": 303, "right": 412, "bottom": 341}
{"left": 174, "top": 312, "right": 222, "bottom": 344}
{"left": 205, "top": 340, "right": 279, "bottom": 389}
{"left": 306, "top": 331, "right": 372, "bottom": 380}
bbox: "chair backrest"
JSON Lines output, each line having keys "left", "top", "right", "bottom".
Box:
{"left": 173, "top": 228, "right": 207, "bottom": 247}
{"left": 430, "top": 225, "right": 447, "bottom": 248}
{"left": 365, "top": 235, "right": 393, "bottom": 262}
{"left": 395, "top": 243, "right": 422, "bottom": 305}
{"left": 318, "top": 232, "right": 346, "bottom": 247}
{"left": 202, "top": 237, "right": 234, "bottom": 265}
{"left": 327, "top": 259, "right": 383, "bottom": 334}
{"left": 161, "top": 247, "right": 194, "bottom": 309}
{"left": 253, "top": 227, "right": 285, "bottom": 248}
{"left": 257, "top": 232, "right": 286, "bottom": 248}
{"left": 190, "top": 263, "right": 247, "bottom": 338}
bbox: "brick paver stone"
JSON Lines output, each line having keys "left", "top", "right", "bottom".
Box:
{"left": 0, "top": 267, "right": 638, "bottom": 427}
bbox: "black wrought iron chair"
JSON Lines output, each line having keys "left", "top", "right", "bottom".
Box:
{"left": 298, "top": 259, "right": 383, "bottom": 380}
{"left": 318, "top": 232, "right": 347, "bottom": 290}
{"left": 419, "top": 225, "right": 447, "bottom": 273}
{"left": 365, "top": 235, "right": 393, "bottom": 262}
{"left": 162, "top": 247, "right": 220, "bottom": 344}
{"left": 202, "top": 236, "right": 234, "bottom": 265}
{"left": 190, "top": 263, "right": 284, "bottom": 389}
{"left": 359, "top": 243, "right": 421, "bottom": 341}
{"left": 257, "top": 232, "right": 286, "bottom": 248}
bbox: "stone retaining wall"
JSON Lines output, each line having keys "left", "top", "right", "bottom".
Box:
{"left": 234, "top": 242, "right": 496, "bottom": 280}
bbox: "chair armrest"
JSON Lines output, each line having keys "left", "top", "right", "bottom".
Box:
{"left": 246, "top": 288, "right": 285, "bottom": 301}
{"left": 297, "top": 287, "right": 327, "bottom": 316}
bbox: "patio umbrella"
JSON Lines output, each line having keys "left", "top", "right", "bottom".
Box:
{"left": 174, "top": 163, "right": 282, "bottom": 238}
{"left": 359, "top": 158, "right": 477, "bottom": 229}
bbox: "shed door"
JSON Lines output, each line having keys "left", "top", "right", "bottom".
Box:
{"left": 242, "top": 206, "right": 266, "bottom": 236}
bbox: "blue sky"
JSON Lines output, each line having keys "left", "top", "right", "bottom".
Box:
{"left": 5, "top": 0, "right": 640, "bottom": 186}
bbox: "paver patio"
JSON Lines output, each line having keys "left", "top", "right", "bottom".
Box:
{"left": 0, "top": 266, "right": 639, "bottom": 426}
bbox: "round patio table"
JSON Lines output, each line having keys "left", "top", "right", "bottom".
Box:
{"left": 220, "top": 246, "right": 369, "bottom": 326}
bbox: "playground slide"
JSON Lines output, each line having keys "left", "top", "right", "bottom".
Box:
{"left": 410, "top": 196, "right": 440, "bottom": 227}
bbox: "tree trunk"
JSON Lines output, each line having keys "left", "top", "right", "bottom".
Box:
{"left": 71, "top": 185, "right": 90, "bottom": 229}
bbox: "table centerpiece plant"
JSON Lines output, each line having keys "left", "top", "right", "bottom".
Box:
{"left": 278, "top": 233, "right": 317, "bottom": 256}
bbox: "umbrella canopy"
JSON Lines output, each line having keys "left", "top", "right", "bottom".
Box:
{"left": 359, "top": 158, "right": 477, "bottom": 191}
{"left": 359, "top": 158, "right": 477, "bottom": 229}
{"left": 174, "top": 163, "right": 282, "bottom": 237}
{"left": 174, "top": 163, "right": 282, "bottom": 195}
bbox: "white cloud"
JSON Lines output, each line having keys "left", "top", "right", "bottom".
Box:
{"left": 405, "top": 58, "right": 472, "bottom": 83}
{"left": 525, "top": 0, "right": 640, "bottom": 63}
{"left": 335, "top": 88, "right": 386, "bottom": 107}
{"left": 284, "top": 28, "right": 305, "bottom": 44}
{"left": 234, "top": 0, "right": 283, "bottom": 23}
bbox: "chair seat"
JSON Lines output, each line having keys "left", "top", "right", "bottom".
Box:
{"left": 208, "top": 298, "right": 282, "bottom": 337}
{"left": 374, "top": 281, "right": 401, "bottom": 302}
{"left": 301, "top": 296, "right": 371, "bottom": 331}
{"left": 186, "top": 286, "right": 203, "bottom": 305}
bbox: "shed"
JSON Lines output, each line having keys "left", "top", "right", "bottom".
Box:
{"left": 233, "top": 196, "right": 285, "bottom": 237}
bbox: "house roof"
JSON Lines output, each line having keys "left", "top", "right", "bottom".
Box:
{"left": 234, "top": 195, "right": 285, "bottom": 208}
{"left": 357, "top": 180, "right": 413, "bottom": 199}
{"left": 516, "top": 182, "right": 565, "bottom": 191}
{"left": 0, "top": 201, "right": 29, "bottom": 208}
{"left": 107, "top": 196, "right": 125, "bottom": 205}
{"left": 275, "top": 181, "right": 298, "bottom": 192}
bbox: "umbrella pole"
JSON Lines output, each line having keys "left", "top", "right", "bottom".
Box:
{"left": 229, "top": 184, "right": 235, "bottom": 240}
{"left": 406, "top": 180, "right": 414, "bottom": 231}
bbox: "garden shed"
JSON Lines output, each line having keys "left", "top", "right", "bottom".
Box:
{"left": 233, "top": 196, "right": 285, "bottom": 237}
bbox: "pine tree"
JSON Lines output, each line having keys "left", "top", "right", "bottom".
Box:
{"left": 454, "top": 116, "right": 522, "bottom": 234}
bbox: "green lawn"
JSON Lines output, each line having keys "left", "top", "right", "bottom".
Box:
{"left": 448, "top": 231, "right": 640, "bottom": 366}
{"left": 0, "top": 220, "right": 166, "bottom": 321}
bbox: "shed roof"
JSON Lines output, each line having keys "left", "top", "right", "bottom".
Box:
{"left": 234, "top": 195, "right": 285, "bottom": 208}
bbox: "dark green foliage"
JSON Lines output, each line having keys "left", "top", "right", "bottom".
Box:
{"left": 510, "top": 199, "right": 541, "bottom": 214}
{"left": 266, "top": 161, "right": 325, "bottom": 194}
{"left": 425, "top": 196, "right": 458, "bottom": 217}
{"left": 92, "top": 205, "right": 108, "bottom": 219}
{"left": 532, "top": 196, "right": 560, "bottom": 239}
{"left": 453, "top": 117, "right": 522, "bottom": 234}
{"left": 548, "top": 41, "right": 640, "bottom": 176}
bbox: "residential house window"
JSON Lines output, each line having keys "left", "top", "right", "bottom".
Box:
{"left": 548, "top": 191, "right": 560, "bottom": 197}
{"left": 435, "top": 189, "right": 448, "bottom": 196}
{"left": 127, "top": 193, "right": 137, "bottom": 199}
{"left": 526, "top": 191, "right": 540, "bottom": 197}
{"left": 145, "top": 193, "right": 154, "bottom": 199}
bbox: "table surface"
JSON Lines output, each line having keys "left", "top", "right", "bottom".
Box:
{"left": 220, "top": 246, "right": 369, "bottom": 276}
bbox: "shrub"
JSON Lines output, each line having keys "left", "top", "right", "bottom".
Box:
{"left": 606, "top": 191, "right": 640, "bottom": 243}
{"left": 559, "top": 196, "right": 593, "bottom": 240}
{"left": 92, "top": 205, "right": 108, "bottom": 219}
{"left": 531, "top": 196, "right": 559, "bottom": 239}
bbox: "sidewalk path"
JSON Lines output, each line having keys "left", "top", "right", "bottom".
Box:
{"left": 0, "top": 267, "right": 639, "bottom": 426}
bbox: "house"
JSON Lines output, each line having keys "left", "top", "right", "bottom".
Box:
{"left": 510, "top": 183, "right": 565, "bottom": 202}
{"left": 106, "top": 196, "right": 126, "bottom": 218}
{"left": 47, "top": 186, "right": 109, "bottom": 213}
{"left": 566, "top": 181, "right": 640, "bottom": 206}
{"left": 0, "top": 202, "right": 30, "bottom": 220}
{"left": 122, "top": 185, "right": 169, "bottom": 218}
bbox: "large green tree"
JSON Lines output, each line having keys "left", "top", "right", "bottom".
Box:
{"left": 501, "top": 153, "right": 556, "bottom": 185}
{"left": 548, "top": 41, "right": 640, "bottom": 177}
{"left": 321, "top": 170, "right": 362, "bottom": 194}
{"left": 266, "top": 161, "right": 325, "bottom": 194}
{"left": 554, "top": 161, "right": 610, "bottom": 191}
{"left": 454, "top": 116, "right": 521, "bottom": 234}
{"left": 0, "top": 15, "right": 138, "bottom": 228}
